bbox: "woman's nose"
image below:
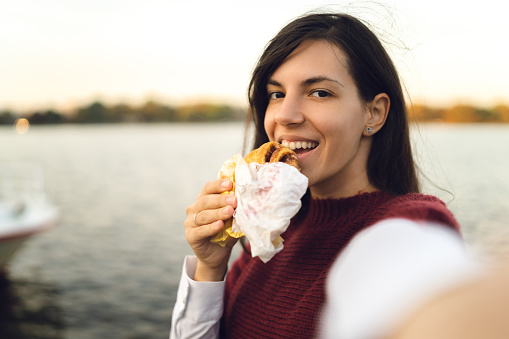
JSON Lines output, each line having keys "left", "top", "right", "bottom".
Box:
{"left": 274, "top": 95, "right": 305, "bottom": 127}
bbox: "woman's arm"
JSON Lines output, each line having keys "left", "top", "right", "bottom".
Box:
{"left": 184, "top": 179, "right": 238, "bottom": 282}
{"left": 320, "top": 218, "right": 483, "bottom": 339}
{"left": 388, "top": 262, "right": 509, "bottom": 339}
{"left": 171, "top": 178, "right": 237, "bottom": 338}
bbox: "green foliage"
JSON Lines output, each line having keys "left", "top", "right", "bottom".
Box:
{"left": 63, "top": 100, "right": 244, "bottom": 124}
{"left": 175, "top": 103, "right": 245, "bottom": 122}
{"left": 408, "top": 104, "right": 509, "bottom": 123}
{"left": 0, "top": 111, "right": 16, "bottom": 124}
{"left": 27, "top": 110, "right": 64, "bottom": 124}
{"left": 5, "top": 100, "right": 507, "bottom": 125}
{"left": 75, "top": 101, "right": 109, "bottom": 123}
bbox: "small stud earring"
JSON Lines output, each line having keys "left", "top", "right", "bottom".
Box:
{"left": 366, "top": 126, "right": 373, "bottom": 135}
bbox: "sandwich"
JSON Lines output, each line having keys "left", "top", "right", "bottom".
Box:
{"left": 210, "top": 141, "right": 300, "bottom": 246}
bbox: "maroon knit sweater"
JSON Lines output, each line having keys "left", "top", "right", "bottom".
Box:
{"left": 220, "top": 191, "right": 459, "bottom": 339}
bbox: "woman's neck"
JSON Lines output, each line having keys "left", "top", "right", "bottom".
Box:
{"left": 309, "top": 174, "right": 378, "bottom": 199}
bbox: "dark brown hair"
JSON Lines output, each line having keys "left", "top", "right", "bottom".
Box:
{"left": 245, "top": 12, "right": 420, "bottom": 195}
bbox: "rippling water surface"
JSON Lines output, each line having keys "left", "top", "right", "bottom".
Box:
{"left": 0, "top": 123, "right": 508, "bottom": 338}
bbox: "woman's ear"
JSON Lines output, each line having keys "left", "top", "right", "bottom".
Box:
{"left": 364, "top": 93, "right": 390, "bottom": 136}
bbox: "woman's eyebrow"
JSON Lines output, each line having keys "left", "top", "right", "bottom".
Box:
{"left": 302, "top": 76, "right": 344, "bottom": 87}
{"left": 267, "top": 76, "right": 344, "bottom": 88}
{"left": 267, "top": 79, "right": 282, "bottom": 87}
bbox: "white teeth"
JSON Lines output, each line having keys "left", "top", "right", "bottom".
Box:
{"left": 281, "top": 140, "right": 317, "bottom": 150}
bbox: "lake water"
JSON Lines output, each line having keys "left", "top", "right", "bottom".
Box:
{"left": 1, "top": 122, "right": 508, "bottom": 338}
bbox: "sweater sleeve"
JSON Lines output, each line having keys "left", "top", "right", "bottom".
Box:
{"left": 378, "top": 194, "right": 460, "bottom": 231}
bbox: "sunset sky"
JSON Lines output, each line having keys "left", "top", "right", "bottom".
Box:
{"left": 1, "top": 0, "right": 507, "bottom": 113}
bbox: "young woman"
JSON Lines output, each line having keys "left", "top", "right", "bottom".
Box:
{"left": 171, "top": 12, "right": 460, "bottom": 338}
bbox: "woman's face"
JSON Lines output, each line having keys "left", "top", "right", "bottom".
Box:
{"left": 264, "top": 39, "right": 376, "bottom": 199}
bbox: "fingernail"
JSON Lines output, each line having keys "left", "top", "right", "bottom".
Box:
{"left": 221, "top": 180, "right": 230, "bottom": 188}
{"left": 226, "top": 196, "right": 235, "bottom": 204}
{"left": 223, "top": 206, "right": 231, "bottom": 215}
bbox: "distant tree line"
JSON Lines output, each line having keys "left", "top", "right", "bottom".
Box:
{"left": 408, "top": 104, "right": 509, "bottom": 123}
{"left": 0, "top": 100, "right": 247, "bottom": 125}
{"left": 1, "top": 101, "right": 509, "bottom": 125}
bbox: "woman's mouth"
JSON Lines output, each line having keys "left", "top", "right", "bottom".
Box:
{"left": 280, "top": 140, "right": 318, "bottom": 155}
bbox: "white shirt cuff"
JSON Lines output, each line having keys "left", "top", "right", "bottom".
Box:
{"left": 185, "top": 256, "right": 225, "bottom": 322}
{"left": 170, "top": 256, "right": 225, "bottom": 339}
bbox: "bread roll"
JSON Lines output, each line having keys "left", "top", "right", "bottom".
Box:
{"left": 210, "top": 142, "right": 300, "bottom": 246}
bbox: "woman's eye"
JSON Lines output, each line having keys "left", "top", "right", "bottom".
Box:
{"left": 269, "top": 92, "right": 285, "bottom": 99}
{"left": 311, "top": 90, "right": 330, "bottom": 98}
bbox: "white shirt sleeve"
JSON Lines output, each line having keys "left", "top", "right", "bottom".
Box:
{"left": 320, "top": 218, "right": 484, "bottom": 339}
{"left": 170, "top": 255, "right": 225, "bottom": 339}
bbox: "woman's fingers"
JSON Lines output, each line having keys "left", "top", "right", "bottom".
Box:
{"left": 198, "top": 179, "right": 233, "bottom": 199}
{"left": 182, "top": 179, "right": 238, "bottom": 281}
{"left": 193, "top": 204, "right": 234, "bottom": 226}
{"left": 186, "top": 179, "right": 236, "bottom": 227}
{"left": 184, "top": 179, "right": 236, "bottom": 247}
{"left": 193, "top": 192, "right": 236, "bottom": 214}
{"left": 186, "top": 219, "right": 224, "bottom": 242}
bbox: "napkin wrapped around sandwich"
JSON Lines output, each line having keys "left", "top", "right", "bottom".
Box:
{"left": 210, "top": 142, "right": 308, "bottom": 263}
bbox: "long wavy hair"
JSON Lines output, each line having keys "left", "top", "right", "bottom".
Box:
{"left": 245, "top": 12, "right": 420, "bottom": 195}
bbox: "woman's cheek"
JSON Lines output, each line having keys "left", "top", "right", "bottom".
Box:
{"left": 263, "top": 113, "right": 275, "bottom": 140}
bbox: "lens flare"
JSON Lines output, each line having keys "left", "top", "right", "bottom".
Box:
{"left": 14, "top": 118, "right": 30, "bottom": 134}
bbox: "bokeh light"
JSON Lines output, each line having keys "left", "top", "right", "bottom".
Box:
{"left": 14, "top": 118, "right": 30, "bottom": 134}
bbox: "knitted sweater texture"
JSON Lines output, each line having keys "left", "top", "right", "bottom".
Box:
{"left": 220, "top": 191, "right": 459, "bottom": 339}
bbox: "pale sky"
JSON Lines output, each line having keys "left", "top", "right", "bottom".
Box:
{"left": 1, "top": 0, "right": 507, "bottom": 112}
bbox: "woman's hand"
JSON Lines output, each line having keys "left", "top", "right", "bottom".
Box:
{"left": 185, "top": 179, "right": 238, "bottom": 281}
